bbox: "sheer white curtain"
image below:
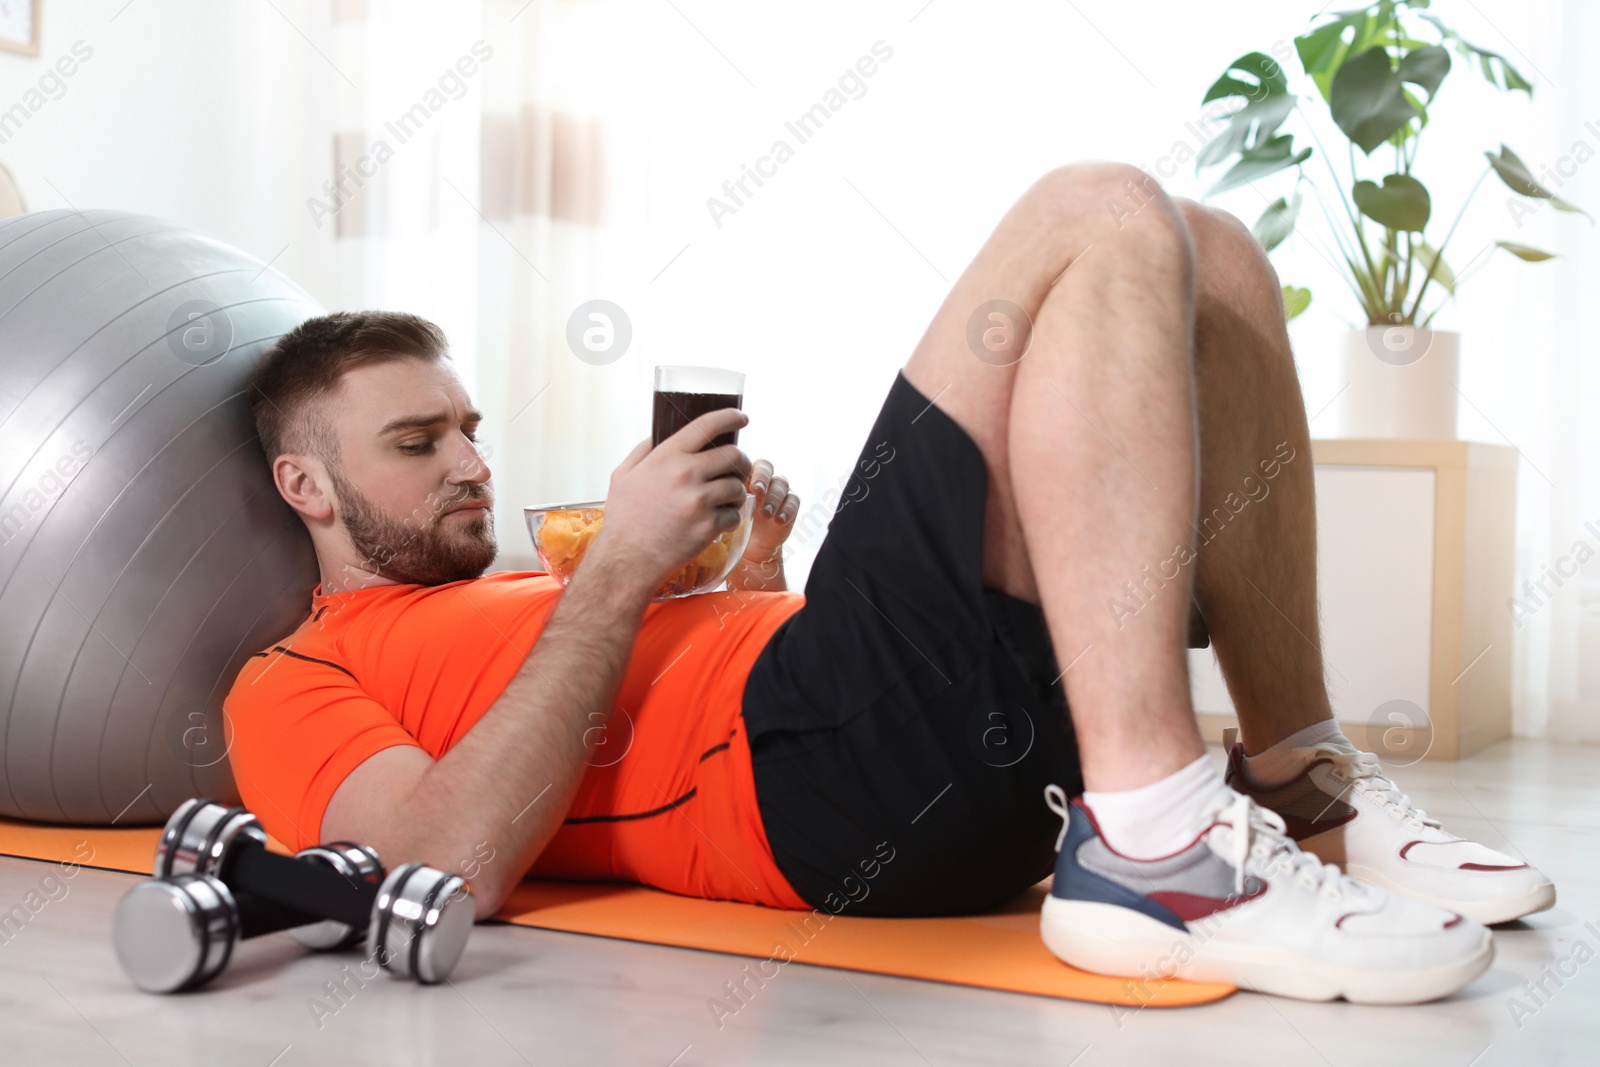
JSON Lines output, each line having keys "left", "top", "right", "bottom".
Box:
{"left": 320, "top": 0, "right": 646, "bottom": 573}
{"left": 320, "top": 0, "right": 486, "bottom": 382}
{"left": 472, "top": 0, "right": 654, "bottom": 571}
{"left": 1518, "top": 0, "right": 1600, "bottom": 741}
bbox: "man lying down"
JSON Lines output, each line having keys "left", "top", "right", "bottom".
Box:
{"left": 225, "top": 163, "right": 1554, "bottom": 1006}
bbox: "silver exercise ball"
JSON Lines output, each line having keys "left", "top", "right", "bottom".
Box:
{"left": 0, "top": 209, "right": 321, "bottom": 825}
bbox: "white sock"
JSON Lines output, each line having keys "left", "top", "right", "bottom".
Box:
{"left": 1081, "top": 754, "right": 1231, "bottom": 860}
{"left": 1241, "top": 718, "right": 1350, "bottom": 788}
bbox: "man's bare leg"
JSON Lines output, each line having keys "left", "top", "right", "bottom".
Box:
{"left": 1171, "top": 205, "right": 1555, "bottom": 928}
{"left": 900, "top": 164, "right": 1502, "bottom": 1001}
{"left": 895, "top": 165, "right": 1539, "bottom": 991}
{"left": 1176, "top": 201, "right": 1335, "bottom": 753}
{"left": 902, "top": 164, "right": 1343, "bottom": 783}
{"left": 902, "top": 162, "right": 1203, "bottom": 794}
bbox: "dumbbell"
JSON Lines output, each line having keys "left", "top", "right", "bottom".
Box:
{"left": 153, "top": 802, "right": 387, "bottom": 952}
{"left": 114, "top": 871, "right": 326, "bottom": 993}
{"left": 113, "top": 799, "right": 474, "bottom": 993}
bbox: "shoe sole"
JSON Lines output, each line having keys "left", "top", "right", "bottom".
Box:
{"left": 1040, "top": 896, "right": 1494, "bottom": 1005}
{"left": 1347, "top": 864, "right": 1557, "bottom": 926}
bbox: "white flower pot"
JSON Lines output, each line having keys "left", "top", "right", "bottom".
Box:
{"left": 1335, "top": 327, "right": 1460, "bottom": 439}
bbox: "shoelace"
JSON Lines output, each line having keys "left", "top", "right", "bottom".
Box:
{"left": 1044, "top": 783, "right": 1365, "bottom": 903}
{"left": 1044, "top": 783, "right": 1071, "bottom": 852}
{"left": 1205, "top": 790, "right": 1360, "bottom": 901}
{"left": 1293, "top": 742, "right": 1443, "bottom": 833}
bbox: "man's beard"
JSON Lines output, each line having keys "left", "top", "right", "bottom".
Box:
{"left": 328, "top": 464, "right": 497, "bottom": 587}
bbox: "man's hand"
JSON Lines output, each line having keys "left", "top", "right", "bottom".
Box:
{"left": 589, "top": 407, "right": 752, "bottom": 596}
{"left": 744, "top": 458, "right": 799, "bottom": 563}
{"left": 729, "top": 458, "right": 800, "bottom": 592}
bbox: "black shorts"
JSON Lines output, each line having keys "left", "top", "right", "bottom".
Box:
{"left": 742, "top": 370, "right": 1214, "bottom": 916}
{"left": 741, "top": 370, "right": 1073, "bottom": 917}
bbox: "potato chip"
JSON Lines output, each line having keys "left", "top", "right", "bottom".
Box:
{"left": 698, "top": 540, "right": 729, "bottom": 573}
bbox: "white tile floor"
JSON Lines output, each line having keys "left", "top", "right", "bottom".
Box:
{"left": 1, "top": 740, "right": 1596, "bottom": 1067}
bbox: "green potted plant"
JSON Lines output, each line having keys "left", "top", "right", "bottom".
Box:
{"left": 1196, "top": 0, "right": 1589, "bottom": 438}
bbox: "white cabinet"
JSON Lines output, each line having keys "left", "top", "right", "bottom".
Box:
{"left": 1191, "top": 440, "right": 1518, "bottom": 760}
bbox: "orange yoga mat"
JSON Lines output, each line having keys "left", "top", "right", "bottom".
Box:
{"left": 0, "top": 818, "right": 1235, "bottom": 1008}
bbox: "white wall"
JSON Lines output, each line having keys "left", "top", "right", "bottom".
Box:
{"left": 2, "top": 3, "right": 339, "bottom": 307}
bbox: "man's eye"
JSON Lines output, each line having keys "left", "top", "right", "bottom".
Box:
{"left": 400, "top": 427, "right": 477, "bottom": 454}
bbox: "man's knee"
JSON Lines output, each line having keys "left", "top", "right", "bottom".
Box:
{"left": 1175, "top": 199, "right": 1297, "bottom": 378}
{"left": 1174, "top": 199, "right": 1281, "bottom": 297}
{"left": 1025, "top": 162, "right": 1192, "bottom": 262}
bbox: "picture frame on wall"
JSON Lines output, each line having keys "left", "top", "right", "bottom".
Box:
{"left": 0, "top": 0, "right": 40, "bottom": 57}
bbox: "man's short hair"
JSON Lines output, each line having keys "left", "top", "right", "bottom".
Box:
{"left": 248, "top": 311, "right": 450, "bottom": 466}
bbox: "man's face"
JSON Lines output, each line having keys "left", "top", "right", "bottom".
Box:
{"left": 319, "top": 357, "right": 496, "bottom": 587}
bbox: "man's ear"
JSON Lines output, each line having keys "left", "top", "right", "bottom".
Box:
{"left": 273, "top": 453, "right": 335, "bottom": 522}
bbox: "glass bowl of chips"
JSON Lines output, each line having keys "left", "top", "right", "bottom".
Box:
{"left": 523, "top": 493, "right": 757, "bottom": 600}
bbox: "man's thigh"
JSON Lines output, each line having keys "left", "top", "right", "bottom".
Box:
{"left": 744, "top": 354, "right": 1207, "bottom": 748}
{"left": 898, "top": 162, "right": 1157, "bottom": 603}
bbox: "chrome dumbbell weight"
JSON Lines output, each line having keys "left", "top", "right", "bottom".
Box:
{"left": 113, "top": 872, "right": 342, "bottom": 993}
{"left": 289, "top": 844, "right": 474, "bottom": 981}
{"left": 112, "top": 863, "right": 476, "bottom": 993}
{"left": 115, "top": 799, "right": 475, "bottom": 992}
{"left": 154, "top": 799, "right": 383, "bottom": 937}
{"left": 289, "top": 842, "right": 387, "bottom": 951}
{"left": 156, "top": 799, "right": 475, "bottom": 981}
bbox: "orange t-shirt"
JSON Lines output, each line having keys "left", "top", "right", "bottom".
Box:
{"left": 223, "top": 570, "right": 809, "bottom": 909}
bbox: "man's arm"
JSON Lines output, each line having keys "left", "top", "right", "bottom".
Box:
{"left": 320, "top": 407, "right": 753, "bottom": 919}
{"left": 321, "top": 543, "right": 652, "bottom": 919}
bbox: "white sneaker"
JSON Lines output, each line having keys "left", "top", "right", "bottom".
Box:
{"left": 1224, "top": 739, "right": 1556, "bottom": 926}
{"left": 1040, "top": 785, "right": 1493, "bottom": 1004}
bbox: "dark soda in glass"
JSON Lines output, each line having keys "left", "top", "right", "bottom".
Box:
{"left": 651, "top": 366, "right": 745, "bottom": 450}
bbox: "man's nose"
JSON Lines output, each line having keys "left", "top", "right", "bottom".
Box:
{"left": 450, "top": 437, "right": 492, "bottom": 484}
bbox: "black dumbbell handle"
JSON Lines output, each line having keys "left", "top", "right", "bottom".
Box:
{"left": 221, "top": 838, "right": 376, "bottom": 929}
{"left": 233, "top": 889, "right": 325, "bottom": 940}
